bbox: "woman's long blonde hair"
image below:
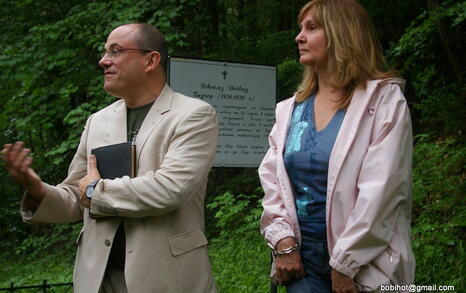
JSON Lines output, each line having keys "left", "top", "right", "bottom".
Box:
{"left": 296, "top": 0, "right": 397, "bottom": 107}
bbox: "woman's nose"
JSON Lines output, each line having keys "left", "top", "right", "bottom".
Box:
{"left": 295, "top": 31, "right": 304, "bottom": 43}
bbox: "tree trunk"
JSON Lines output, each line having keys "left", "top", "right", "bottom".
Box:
{"left": 428, "top": 0, "right": 463, "bottom": 83}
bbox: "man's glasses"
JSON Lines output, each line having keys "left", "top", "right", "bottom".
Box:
{"left": 101, "top": 48, "right": 153, "bottom": 58}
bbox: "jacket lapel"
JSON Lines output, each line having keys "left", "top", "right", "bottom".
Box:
{"left": 134, "top": 84, "right": 174, "bottom": 163}
{"left": 327, "top": 83, "right": 376, "bottom": 196}
{"left": 276, "top": 98, "right": 295, "bottom": 152}
{"left": 109, "top": 100, "right": 128, "bottom": 144}
{"left": 275, "top": 98, "right": 294, "bottom": 182}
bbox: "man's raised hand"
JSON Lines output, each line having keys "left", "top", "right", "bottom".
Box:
{"left": 1, "top": 142, "right": 45, "bottom": 201}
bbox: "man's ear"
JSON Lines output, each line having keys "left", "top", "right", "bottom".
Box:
{"left": 145, "top": 51, "right": 161, "bottom": 72}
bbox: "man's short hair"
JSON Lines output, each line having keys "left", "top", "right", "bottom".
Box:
{"left": 134, "top": 24, "right": 168, "bottom": 75}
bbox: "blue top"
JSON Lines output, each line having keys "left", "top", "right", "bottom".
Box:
{"left": 284, "top": 95, "right": 345, "bottom": 239}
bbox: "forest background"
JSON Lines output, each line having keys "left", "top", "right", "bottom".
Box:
{"left": 0, "top": 0, "right": 464, "bottom": 292}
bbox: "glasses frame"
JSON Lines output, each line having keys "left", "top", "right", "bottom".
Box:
{"left": 101, "top": 48, "right": 153, "bottom": 58}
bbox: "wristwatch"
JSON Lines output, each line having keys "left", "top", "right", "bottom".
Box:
{"left": 85, "top": 179, "right": 100, "bottom": 200}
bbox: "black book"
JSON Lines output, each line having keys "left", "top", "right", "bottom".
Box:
{"left": 91, "top": 142, "right": 136, "bottom": 179}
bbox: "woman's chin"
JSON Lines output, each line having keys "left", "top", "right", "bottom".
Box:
{"left": 299, "top": 55, "right": 315, "bottom": 65}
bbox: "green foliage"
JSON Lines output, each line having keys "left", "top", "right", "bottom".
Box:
{"left": 390, "top": 1, "right": 465, "bottom": 60}
{"left": 209, "top": 231, "right": 271, "bottom": 293}
{"left": 0, "top": 250, "right": 74, "bottom": 289}
{"left": 0, "top": 180, "right": 27, "bottom": 252}
{"left": 207, "top": 190, "right": 270, "bottom": 292}
{"left": 207, "top": 190, "right": 263, "bottom": 239}
{"left": 277, "top": 59, "right": 303, "bottom": 101}
{"left": 14, "top": 223, "right": 82, "bottom": 258}
{"left": 387, "top": 0, "right": 466, "bottom": 135}
{"left": 411, "top": 135, "right": 465, "bottom": 288}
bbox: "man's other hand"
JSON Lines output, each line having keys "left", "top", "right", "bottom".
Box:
{"left": 78, "top": 155, "right": 101, "bottom": 208}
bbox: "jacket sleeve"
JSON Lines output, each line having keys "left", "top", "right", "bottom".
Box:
{"left": 329, "top": 83, "right": 413, "bottom": 278}
{"left": 20, "top": 115, "right": 93, "bottom": 223}
{"left": 89, "top": 104, "right": 218, "bottom": 218}
{"left": 259, "top": 113, "right": 296, "bottom": 248}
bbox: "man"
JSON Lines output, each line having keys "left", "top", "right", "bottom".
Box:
{"left": 2, "top": 23, "right": 218, "bottom": 293}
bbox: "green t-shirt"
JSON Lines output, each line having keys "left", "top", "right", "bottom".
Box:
{"left": 126, "top": 101, "right": 154, "bottom": 142}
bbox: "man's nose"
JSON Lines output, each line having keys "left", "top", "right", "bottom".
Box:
{"left": 99, "top": 55, "right": 112, "bottom": 68}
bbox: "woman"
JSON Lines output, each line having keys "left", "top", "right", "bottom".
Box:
{"left": 259, "top": 0, "right": 415, "bottom": 292}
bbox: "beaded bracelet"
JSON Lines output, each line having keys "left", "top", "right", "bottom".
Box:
{"left": 273, "top": 243, "right": 299, "bottom": 257}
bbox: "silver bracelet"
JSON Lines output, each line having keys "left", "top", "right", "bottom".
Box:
{"left": 273, "top": 243, "right": 299, "bottom": 256}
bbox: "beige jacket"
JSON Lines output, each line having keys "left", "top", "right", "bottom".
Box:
{"left": 260, "top": 78, "right": 415, "bottom": 292}
{"left": 21, "top": 85, "right": 218, "bottom": 293}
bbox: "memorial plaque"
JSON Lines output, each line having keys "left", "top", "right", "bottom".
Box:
{"left": 168, "top": 57, "right": 276, "bottom": 167}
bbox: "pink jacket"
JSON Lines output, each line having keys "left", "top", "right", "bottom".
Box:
{"left": 259, "top": 78, "right": 415, "bottom": 291}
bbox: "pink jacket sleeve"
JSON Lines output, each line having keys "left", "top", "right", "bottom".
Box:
{"left": 259, "top": 112, "right": 296, "bottom": 248}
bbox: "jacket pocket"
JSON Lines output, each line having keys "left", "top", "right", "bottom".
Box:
{"left": 168, "top": 229, "right": 208, "bottom": 257}
{"left": 355, "top": 247, "right": 400, "bottom": 291}
{"left": 372, "top": 247, "right": 400, "bottom": 278}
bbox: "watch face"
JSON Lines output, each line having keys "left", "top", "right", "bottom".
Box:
{"left": 86, "top": 186, "right": 93, "bottom": 199}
